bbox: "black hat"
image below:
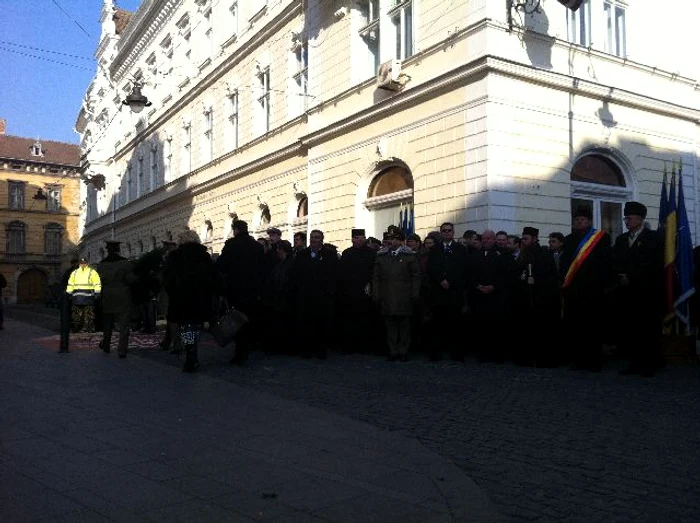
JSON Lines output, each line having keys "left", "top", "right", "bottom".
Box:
{"left": 390, "top": 230, "right": 406, "bottom": 241}
{"left": 406, "top": 233, "right": 421, "bottom": 242}
{"left": 522, "top": 226, "right": 539, "bottom": 237}
{"left": 79, "top": 257, "right": 88, "bottom": 264}
{"left": 266, "top": 227, "right": 281, "bottom": 235}
{"left": 387, "top": 225, "right": 401, "bottom": 235}
{"left": 624, "top": 201, "right": 647, "bottom": 219}
{"left": 351, "top": 228, "right": 366, "bottom": 237}
{"left": 573, "top": 205, "right": 592, "bottom": 220}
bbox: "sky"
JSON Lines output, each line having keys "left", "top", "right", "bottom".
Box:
{"left": 0, "top": 0, "right": 141, "bottom": 144}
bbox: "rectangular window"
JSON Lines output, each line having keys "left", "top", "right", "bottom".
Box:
{"left": 605, "top": 2, "right": 626, "bottom": 57}
{"left": 228, "top": 89, "right": 239, "bottom": 150}
{"left": 128, "top": 162, "right": 136, "bottom": 201}
{"left": 45, "top": 226, "right": 62, "bottom": 256}
{"left": 293, "top": 42, "right": 309, "bottom": 111}
{"left": 359, "top": 1, "right": 381, "bottom": 75}
{"left": 7, "top": 223, "right": 26, "bottom": 254}
{"left": 567, "top": 0, "right": 591, "bottom": 47}
{"left": 137, "top": 155, "right": 144, "bottom": 197}
{"left": 164, "top": 139, "right": 172, "bottom": 183}
{"left": 8, "top": 181, "right": 25, "bottom": 210}
{"left": 47, "top": 186, "right": 61, "bottom": 212}
{"left": 182, "top": 123, "right": 192, "bottom": 174}
{"left": 203, "top": 108, "right": 214, "bottom": 163}
{"left": 390, "top": 1, "right": 413, "bottom": 60}
{"left": 257, "top": 67, "right": 271, "bottom": 134}
{"left": 204, "top": 8, "right": 213, "bottom": 60}
{"left": 150, "top": 147, "right": 159, "bottom": 189}
{"left": 568, "top": 0, "right": 590, "bottom": 47}
{"left": 230, "top": 1, "right": 238, "bottom": 38}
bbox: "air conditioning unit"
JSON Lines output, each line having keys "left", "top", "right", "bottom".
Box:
{"left": 377, "top": 59, "right": 403, "bottom": 91}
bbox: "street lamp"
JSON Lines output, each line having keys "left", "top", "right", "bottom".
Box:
{"left": 32, "top": 188, "right": 48, "bottom": 201}
{"left": 507, "top": 0, "right": 584, "bottom": 30}
{"left": 122, "top": 81, "right": 152, "bottom": 114}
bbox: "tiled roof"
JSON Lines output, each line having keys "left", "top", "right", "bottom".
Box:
{"left": 0, "top": 135, "right": 80, "bottom": 167}
{"left": 114, "top": 8, "right": 133, "bottom": 35}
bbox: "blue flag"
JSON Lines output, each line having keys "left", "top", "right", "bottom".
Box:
{"left": 674, "top": 160, "right": 695, "bottom": 326}
{"left": 658, "top": 164, "right": 669, "bottom": 234}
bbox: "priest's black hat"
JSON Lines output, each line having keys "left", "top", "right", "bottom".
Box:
{"left": 623, "top": 201, "right": 647, "bottom": 219}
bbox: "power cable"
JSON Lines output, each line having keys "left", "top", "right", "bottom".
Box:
{"left": 0, "top": 40, "right": 93, "bottom": 61}
{"left": 51, "top": 0, "right": 93, "bottom": 40}
{"left": 0, "top": 46, "right": 93, "bottom": 71}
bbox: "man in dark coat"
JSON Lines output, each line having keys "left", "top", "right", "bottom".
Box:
{"left": 96, "top": 241, "right": 136, "bottom": 358}
{"left": 216, "top": 220, "right": 265, "bottom": 365}
{"left": 337, "top": 228, "right": 377, "bottom": 353}
{"left": 426, "top": 222, "right": 469, "bottom": 361}
{"left": 290, "top": 229, "right": 339, "bottom": 358}
{"left": 467, "top": 229, "right": 510, "bottom": 363}
{"left": 560, "top": 205, "right": 613, "bottom": 371}
{"left": 511, "top": 227, "right": 561, "bottom": 366}
{"left": 612, "top": 201, "right": 664, "bottom": 376}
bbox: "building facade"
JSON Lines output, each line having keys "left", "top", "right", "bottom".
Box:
{"left": 0, "top": 119, "right": 81, "bottom": 304}
{"left": 76, "top": 0, "right": 700, "bottom": 260}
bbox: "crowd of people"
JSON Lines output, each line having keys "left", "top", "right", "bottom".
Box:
{"left": 63, "top": 200, "right": 669, "bottom": 376}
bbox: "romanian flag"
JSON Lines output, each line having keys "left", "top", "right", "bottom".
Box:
{"left": 674, "top": 160, "right": 695, "bottom": 327}
{"left": 664, "top": 166, "right": 677, "bottom": 328}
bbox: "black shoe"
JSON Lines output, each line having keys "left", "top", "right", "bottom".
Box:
{"left": 118, "top": 353, "right": 126, "bottom": 359}
{"left": 158, "top": 342, "right": 169, "bottom": 351}
{"left": 100, "top": 343, "right": 110, "bottom": 354}
{"left": 183, "top": 359, "right": 199, "bottom": 372}
{"left": 387, "top": 355, "right": 399, "bottom": 362}
{"left": 399, "top": 355, "right": 409, "bottom": 362}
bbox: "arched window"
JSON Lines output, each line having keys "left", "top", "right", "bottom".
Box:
{"left": 137, "top": 240, "right": 144, "bottom": 254}
{"left": 260, "top": 205, "right": 271, "bottom": 227}
{"left": 368, "top": 165, "right": 413, "bottom": 197}
{"left": 7, "top": 221, "right": 26, "bottom": 254}
{"left": 364, "top": 163, "right": 414, "bottom": 237}
{"left": 571, "top": 155, "right": 625, "bottom": 186}
{"left": 570, "top": 152, "right": 630, "bottom": 239}
{"left": 297, "top": 197, "right": 308, "bottom": 219}
{"left": 44, "top": 223, "right": 63, "bottom": 256}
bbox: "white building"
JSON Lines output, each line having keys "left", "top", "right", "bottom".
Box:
{"left": 76, "top": 0, "right": 700, "bottom": 259}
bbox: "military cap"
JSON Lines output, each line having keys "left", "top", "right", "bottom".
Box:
{"left": 522, "top": 227, "right": 539, "bottom": 238}
{"left": 351, "top": 228, "right": 366, "bottom": 237}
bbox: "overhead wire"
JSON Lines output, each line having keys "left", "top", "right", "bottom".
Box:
{"left": 51, "top": 0, "right": 94, "bottom": 40}
{"left": 0, "top": 39, "right": 93, "bottom": 61}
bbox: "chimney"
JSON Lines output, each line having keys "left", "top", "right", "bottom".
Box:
{"left": 0, "top": 119, "right": 5, "bottom": 135}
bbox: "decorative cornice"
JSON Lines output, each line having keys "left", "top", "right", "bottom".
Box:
{"left": 111, "top": 0, "right": 183, "bottom": 81}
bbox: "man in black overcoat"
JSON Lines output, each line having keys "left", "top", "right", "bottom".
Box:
{"left": 426, "top": 222, "right": 469, "bottom": 361}
{"left": 290, "top": 229, "right": 339, "bottom": 358}
{"left": 560, "top": 205, "right": 613, "bottom": 371}
{"left": 612, "top": 201, "right": 664, "bottom": 376}
{"left": 467, "top": 229, "right": 510, "bottom": 362}
{"left": 337, "top": 228, "right": 377, "bottom": 354}
{"left": 216, "top": 220, "right": 265, "bottom": 365}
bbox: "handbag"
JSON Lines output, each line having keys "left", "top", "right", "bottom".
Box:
{"left": 210, "top": 305, "right": 249, "bottom": 347}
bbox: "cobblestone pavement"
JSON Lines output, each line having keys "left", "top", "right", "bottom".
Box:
{"left": 132, "top": 338, "right": 700, "bottom": 523}
{"left": 11, "top": 306, "right": 700, "bottom": 522}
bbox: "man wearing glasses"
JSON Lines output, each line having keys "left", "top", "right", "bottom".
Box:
{"left": 426, "top": 222, "right": 469, "bottom": 361}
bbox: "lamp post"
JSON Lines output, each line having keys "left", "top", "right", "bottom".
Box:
{"left": 122, "top": 81, "right": 152, "bottom": 113}
{"left": 32, "top": 188, "right": 48, "bottom": 201}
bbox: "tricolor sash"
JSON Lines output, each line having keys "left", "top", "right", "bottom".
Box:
{"left": 562, "top": 229, "right": 606, "bottom": 288}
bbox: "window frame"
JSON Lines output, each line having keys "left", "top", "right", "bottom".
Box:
{"left": 256, "top": 66, "right": 271, "bottom": 134}
{"left": 44, "top": 223, "right": 63, "bottom": 256}
{"left": 567, "top": 0, "right": 591, "bottom": 47}
{"left": 6, "top": 221, "right": 26, "bottom": 255}
{"left": 228, "top": 88, "right": 240, "bottom": 150}
{"left": 604, "top": 1, "right": 627, "bottom": 58}
{"left": 203, "top": 107, "right": 214, "bottom": 163}
{"left": 46, "top": 185, "right": 61, "bottom": 212}
{"left": 8, "top": 181, "right": 25, "bottom": 210}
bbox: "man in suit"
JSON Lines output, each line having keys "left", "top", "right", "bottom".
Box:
{"left": 612, "top": 201, "right": 664, "bottom": 376}
{"left": 426, "top": 222, "right": 469, "bottom": 361}
{"left": 560, "top": 205, "right": 613, "bottom": 371}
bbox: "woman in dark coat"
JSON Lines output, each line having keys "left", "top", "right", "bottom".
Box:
{"left": 164, "top": 229, "right": 215, "bottom": 372}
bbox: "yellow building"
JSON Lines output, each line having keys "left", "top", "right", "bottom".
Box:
{"left": 0, "top": 120, "right": 81, "bottom": 304}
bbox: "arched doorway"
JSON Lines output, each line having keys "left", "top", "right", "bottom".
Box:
{"left": 17, "top": 268, "right": 48, "bottom": 304}
{"left": 570, "top": 152, "right": 631, "bottom": 239}
{"left": 364, "top": 162, "right": 414, "bottom": 238}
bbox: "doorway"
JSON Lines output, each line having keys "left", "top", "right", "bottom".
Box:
{"left": 17, "top": 268, "right": 48, "bottom": 304}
